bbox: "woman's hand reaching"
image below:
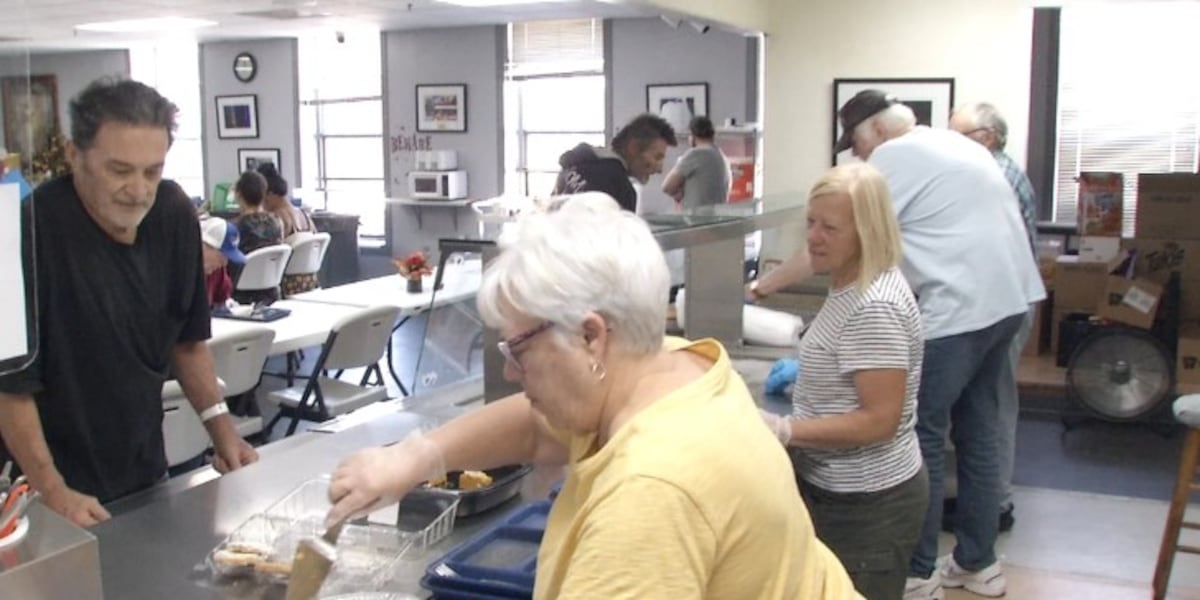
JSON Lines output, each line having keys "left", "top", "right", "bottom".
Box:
{"left": 326, "top": 430, "right": 446, "bottom": 527}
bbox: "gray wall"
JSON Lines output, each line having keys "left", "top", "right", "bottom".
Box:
{"left": 0, "top": 50, "right": 130, "bottom": 150}
{"left": 608, "top": 17, "right": 757, "bottom": 214}
{"left": 383, "top": 25, "right": 504, "bottom": 257}
{"left": 199, "top": 38, "right": 301, "bottom": 197}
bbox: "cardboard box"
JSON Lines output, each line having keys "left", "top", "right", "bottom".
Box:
{"left": 1136, "top": 173, "right": 1200, "bottom": 240}
{"left": 1078, "top": 172, "right": 1124, "bottom": 236}
{"left": 1177, "top": 326, "right": 1200, "bottom": 387}
{"left": 1097, "top": 276, "right": 1163, "bottom": 329}
{"left": 1079, "top": 236, "right": 1122, "bottom": 262}
{"left": 1053, "top": 255, "right": 1110, "bottom": 311}
{"left": 1120, "top": 238, "right": 1200, "bottom": 283}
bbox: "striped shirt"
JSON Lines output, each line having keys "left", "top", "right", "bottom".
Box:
{"left": 791, "top": 267, "right": 924, "bottom": 493}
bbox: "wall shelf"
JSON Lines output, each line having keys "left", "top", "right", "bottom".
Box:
{"left": 386, "top": 197, "right": 477, "bottom": 229}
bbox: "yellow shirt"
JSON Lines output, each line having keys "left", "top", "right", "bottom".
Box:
{"left": 534, "top": 337, "right": 861, "bottom": 600}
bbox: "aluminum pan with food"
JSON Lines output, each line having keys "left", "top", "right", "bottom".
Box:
{"left": 423, "top": 464, "right": 533, "bottom": 517}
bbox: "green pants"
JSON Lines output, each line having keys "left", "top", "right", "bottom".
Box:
{"left": 796, "top": 464, "right": 929, "bottom": 600}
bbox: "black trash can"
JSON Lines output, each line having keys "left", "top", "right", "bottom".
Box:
{"left": 312, "top": 212, "right": 361, "bottom": 287}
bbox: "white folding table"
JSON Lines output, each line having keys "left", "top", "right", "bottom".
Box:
{"left": 289, "top": 259, "right": 482, "bottom": 315}
{"left": 288, "top": 259, "right": 484, "bottom": 393}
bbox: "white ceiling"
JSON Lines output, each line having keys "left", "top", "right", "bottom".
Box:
{"left": 0, "top": 0, "right": 655, "bottom": 52}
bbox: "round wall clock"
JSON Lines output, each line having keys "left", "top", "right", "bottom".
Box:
{"left": 233, "top": 52, "right": 257, "bottom": 83}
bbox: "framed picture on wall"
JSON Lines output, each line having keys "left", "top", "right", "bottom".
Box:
{"left": 1, "top": 74, "right": 60, "bottom": 169}
{"left": 831, "top": 77, "right": 955, "bottom": 165}
{"left": 415, "top": 84, "right": 467, "bottom": 132}
{"left": 236, "top": 148, "right": 280, "bottom": 174}
{"left": 646, "top": 82, "right": 708, "bottom": 137}
{"left": 215, "top": 94, "right": 259, "bottom": 139}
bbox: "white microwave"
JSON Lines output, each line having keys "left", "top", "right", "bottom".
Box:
{"left": 408, "top": 170, "right": 468, "bottom": 200}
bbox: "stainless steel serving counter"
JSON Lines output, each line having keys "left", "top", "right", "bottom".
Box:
{"left": 89, "top": 379, "right": 537, "bottom": 599}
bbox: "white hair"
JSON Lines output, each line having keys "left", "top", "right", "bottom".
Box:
{"left": 477, "top": 194, "right": 670, "bottom": 356}
{"left": 956, "top": 102, "right": 1009, "bottom": 150}
{"left": 858, "top": 103, "right": 917, "bottom": 141}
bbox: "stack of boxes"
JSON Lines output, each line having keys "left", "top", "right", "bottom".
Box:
{"left": 1049, "top": 173, "right": 1200, "bottom": 384}
{"left": 1127, "top": 174, "right": 1200, "bottom": 386}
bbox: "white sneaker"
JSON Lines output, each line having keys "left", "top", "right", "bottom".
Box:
{"left": 904, "top": 573, "right": 944, "bottom": 600}
{"left": 940, "top": 554, "right": 1006, "bottom": 597}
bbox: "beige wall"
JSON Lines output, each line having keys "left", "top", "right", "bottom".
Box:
{"left": 643, "top": 0, "right": 1035, "bottom": 260}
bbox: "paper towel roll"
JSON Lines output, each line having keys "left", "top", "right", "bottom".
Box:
{"left": 673, "top": 288, "right": 805, "bottom": 347}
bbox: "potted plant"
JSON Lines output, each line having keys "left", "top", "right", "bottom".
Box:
{"left": 394, "top": 251, "right": 433, "bottom": 293}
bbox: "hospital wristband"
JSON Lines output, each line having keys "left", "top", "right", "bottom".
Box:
{"left": 199, "top": 402, "right": 230, "bottom": 423}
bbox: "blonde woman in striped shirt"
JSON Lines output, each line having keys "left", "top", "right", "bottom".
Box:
{"left": 762, "top": 163, "right": 927, "bottom": 600}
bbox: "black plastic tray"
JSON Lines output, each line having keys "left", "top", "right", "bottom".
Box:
{"left": 211, "top": 307, "right": 292, "bottom": 322}
{"left": 425, "top": 464, "right": 532, "bottom": 517}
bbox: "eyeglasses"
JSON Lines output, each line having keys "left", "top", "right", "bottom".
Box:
{"left": 496, "top": 321, "right": 554, "bottom": 373}
{"left": 959, "top": 127, "right": 992, "bottom": 137}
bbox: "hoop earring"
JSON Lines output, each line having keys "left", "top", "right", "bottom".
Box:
{"left": 590, "top": 361, "right": 607, "bottom": 381}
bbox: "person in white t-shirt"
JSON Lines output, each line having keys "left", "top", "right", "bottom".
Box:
{"left": 749, "top": 90, "right": 1045, "bottom": 600}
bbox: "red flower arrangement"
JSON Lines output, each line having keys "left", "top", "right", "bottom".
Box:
{"left": 393, "top": 251, "right": 433, "bottom": 280}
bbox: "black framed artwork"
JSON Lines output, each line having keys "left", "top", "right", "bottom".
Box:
{"left": 215, "top": 94, "right": 259, "bottom": 139}
{"left": 415, "top": 84, "right": 467, "bottom": 133}
{"left": 646, "top": 82, "right": 709, "bottom": 136}
{"left": 236, "top": 148, "right": 280, "bottom": 174}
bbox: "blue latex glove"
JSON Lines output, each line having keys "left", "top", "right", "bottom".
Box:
{"left": 764, "top": 358, "right": 800, "bottom": 396}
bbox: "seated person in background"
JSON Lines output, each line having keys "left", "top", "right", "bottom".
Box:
{"left": 231, "top": 170, "right": 283, "bottom": 304}
{"left": 326, "top": 194, "right": 862, "bottom": 600}
{"left": 257, "top": 163, "right": 315, "bottom": 239}
{"left": 256, "top": 163, "right": 321, "bottom": 296}
{"left": 199, "top": 216, "right": 246, "bottom": 310}
{"left": 552, "top": 113, "right": 676, "bottom": 212}
{"left": 761, "top": 163, "right": 927, "bottom": 600}
{"left": 661, "top": 115, "right": 731, "bottom": 209}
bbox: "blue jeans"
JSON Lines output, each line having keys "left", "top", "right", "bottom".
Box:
{"left": 909, "top": 313, "right": 1024, "bottom": 577}
{"left": 998, "top": 306, "right": 1035, "bottom": 510}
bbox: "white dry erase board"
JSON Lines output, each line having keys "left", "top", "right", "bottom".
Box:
{"left": 0, "top": 182, "right": 32, "bottom": 372}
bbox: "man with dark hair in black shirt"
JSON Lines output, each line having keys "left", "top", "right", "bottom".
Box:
{"left": 0, "top": 78, "right": 258, "bottom": 527}
{"left": 552, "top": 113, "right": 677, "bottom": 212}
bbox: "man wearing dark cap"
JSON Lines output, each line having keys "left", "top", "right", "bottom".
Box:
{"left": 749, "top": 89, "right": 1044, "bottom": 600}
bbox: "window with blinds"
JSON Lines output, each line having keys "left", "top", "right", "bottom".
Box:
{"left": 508, "top": 19, "right": 603, "bottom": 78}
{"left": 505, "top": 19, "right": 606, "bottom": 196}
{"left": 1054, "top": 4, "right": 1200, "bottom": 236}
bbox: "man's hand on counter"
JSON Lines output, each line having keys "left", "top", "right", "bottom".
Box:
{"left": 43, "top": 483, "right": 110, "bottom": 527}
{"left": 212, "top": 435, "right": 259, "bottom": 473}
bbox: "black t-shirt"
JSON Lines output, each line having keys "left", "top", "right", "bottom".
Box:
{"left": 0, "top": 175, "right": 211, "bottom": 503}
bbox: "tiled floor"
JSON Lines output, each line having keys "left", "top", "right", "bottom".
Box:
{"left": 939, "top": 486, "right": 1200, "bottom": 599}
{"left": 737, "top": 357, "right": 1200, "bottom": 599}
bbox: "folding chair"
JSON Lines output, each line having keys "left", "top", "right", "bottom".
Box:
{"left": 265, "top": 305, "right": 402, "bottom": 436}
{"left": 208, "top": 325, "right": 275, "bottom": 439}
